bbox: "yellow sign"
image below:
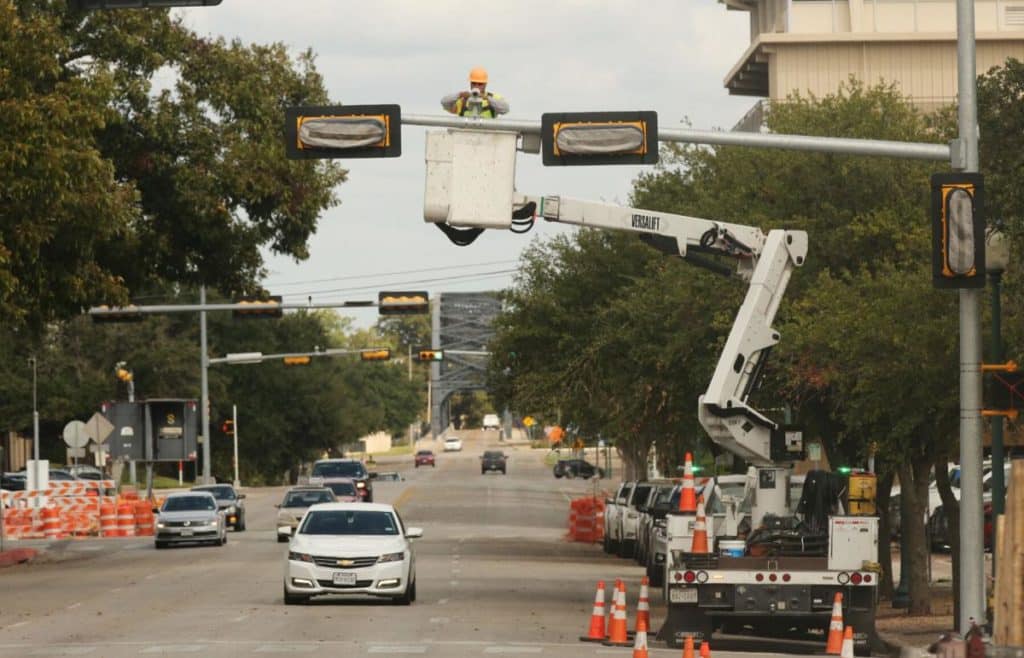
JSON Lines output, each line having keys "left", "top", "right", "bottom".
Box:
{"left": 523, "top": 416, "right": 535, "bottom": 427}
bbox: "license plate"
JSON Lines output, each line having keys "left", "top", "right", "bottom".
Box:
{"left": 670, "top": 587, "right": 698, "bottom": 603}
{"left": 332, "top": 572, "right": 357, "bottom": 586}
{"left": 180, "top": 530, "right": 194, "bottom": 537}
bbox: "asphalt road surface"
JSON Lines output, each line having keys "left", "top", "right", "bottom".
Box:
{"left": 1, "top": 436, "right": 801, "bottom": 657}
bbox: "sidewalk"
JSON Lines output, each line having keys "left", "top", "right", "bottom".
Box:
{"left": 876, "top": 585, "right": 955, "bottom": 656}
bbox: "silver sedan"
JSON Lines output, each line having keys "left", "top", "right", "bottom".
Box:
{"left": 155, "top": 492, "right": 227, "bottom": 548}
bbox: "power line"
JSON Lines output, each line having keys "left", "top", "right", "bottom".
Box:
{"left": 264, "top": 260, "right": 521, "bottom": 288}
{"left": 277, "top": 269, "right": 519, "bottom": 298}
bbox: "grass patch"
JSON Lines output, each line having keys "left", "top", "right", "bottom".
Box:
{"left": 359, "top": 444, "right": 415, "bottom": 464}
{"left": 152, "top": 475, "right": 194, "bottom": 489}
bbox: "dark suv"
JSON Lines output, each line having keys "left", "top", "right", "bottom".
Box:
{"left": 191, "top": 483, "right": 247, "bottom": 531}
{"left": 311, "top": 458, "right": 373, "bottom": 502}
{"left": 553, "top": 459, "right": 603, "bottom": 479}
{"left": 481, "top": 451, "right": 507, "bottom": 475}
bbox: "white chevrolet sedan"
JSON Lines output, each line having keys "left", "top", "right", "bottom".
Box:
{"left": 283, "top": 502, "right": 422, "bottom": 605}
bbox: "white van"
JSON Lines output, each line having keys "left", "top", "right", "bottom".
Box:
{"left": 482, "top": 414, "right": 500, "bottom": 431}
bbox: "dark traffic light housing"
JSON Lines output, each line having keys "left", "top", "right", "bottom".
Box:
{"left": 541, "top": 111, "right": 658, "bottom": 166}
{"left": 417, "top": 350, "right": 444, "bottom": 362}
{"left": 285, "top": 105, "right": 401, "bottom": 160}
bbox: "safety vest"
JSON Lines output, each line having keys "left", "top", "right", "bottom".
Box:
{"left": 455, "top": 93, "right": 502, "bottom": 118}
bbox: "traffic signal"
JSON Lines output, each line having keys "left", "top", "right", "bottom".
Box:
{"left": 931, "top": 173, "right": 985, "bottom": 289}
{"left": 233, "top": 295, "right": 283, "bottom": 319}
{"left": 378, "top": 291, "right": 429, "bottom": 316}
{"left": 115, "top": 366, "right": 133, "bottom": 382}
{"left": 360, "top": 349, "right": 391, "bottom": 361}
{"left": 285, "top": 105, "right": 401, "bottom": 160}
{"left": 282, "top": 356, "right": 312, "bottom": 366}
{"left": 417, "top": 350, "right": 444, "bottom": 362}
{"left": 70, "top": 0, "right": 221, "bottom": 8}
{"left": 541, "top": 111, "right": 658, "bottom": 166}
{"left": 91, "top": 305, "right": 144, "bottom": 323}
{"left": 221, "top": 419, "right": 234, "bottom": 436}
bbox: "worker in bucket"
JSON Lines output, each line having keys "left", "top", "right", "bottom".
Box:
{"left": 440, "top": 67, "right": 509, "bottom": 118}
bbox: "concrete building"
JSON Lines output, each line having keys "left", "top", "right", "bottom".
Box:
{"left": 722, "top": 0, "right": 1024, "bottom": 129}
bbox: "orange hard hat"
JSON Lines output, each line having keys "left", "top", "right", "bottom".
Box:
{"left": 468, "top": 67, "right": 488, "bottom": 84}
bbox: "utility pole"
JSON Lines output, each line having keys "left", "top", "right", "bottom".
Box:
{"left": 200, "top": 285, "right": 212, "bottom": 485}
{"left": 955, "top": 0, "right": 985, "bottom": 633}
{"left": 232, "top": 404, "right": 240, "bottom": 489}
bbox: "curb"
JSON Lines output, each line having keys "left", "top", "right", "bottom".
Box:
{"left": 0, "top": 548, "right": 38, "bottom": 568}
{"left": 876, "top": 629, "right": 928, "bottom": 658}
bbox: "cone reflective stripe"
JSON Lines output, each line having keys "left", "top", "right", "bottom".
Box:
{"left": 683, "top": 635, "right": 695, "bottom": 658}
{"left": 679, "top": 452, "right": 697, "bottom": 512}
{"left": 637, "top": 576, "right": 651, "bottom": 631}
{"left": 603, "top": 580, "right": 631, "bottom": 647}
{"left": 631, "top": 614, "right": 649, "bottom": 658}
{"left": 840, "top": 626, "right": 854, "bottom": 658}
{"left": 690, "top": 496, "right": 709, "bottom": 554}
{"left": 700, "top": 640, "right": 711, "bottom": 658}
{"left": 825, "top": 592, "right": 845, "bottom": 654}
{"left": 580, "top": 580, "right": 607, "bottom": 642}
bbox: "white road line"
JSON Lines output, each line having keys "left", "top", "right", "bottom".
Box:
{"left": 140, "top": 645, "right": 206, "bottom": 654}
{"left": 449, "top": 580, "right": 460, "bottom": 587}
{"left": 429, "top": 617, "right": 450, "bottom": 624}
{"left": 367, "top": 645, "right": 427, "bottom": 654}
{"left": 230, "top": 615, "right": 249, "bottom": 623}
{"left": 28, "top": 648, "right": 96, "bottom": 656}
{"left": 144, "top": 574, "right": 157, "bottom": 580}
{"left": 451, "top": 568, "right": 461, "bottom": 574}
{"left": 65, "top": 602, "right": 81, "bottom": 610}
{"left": 4, "top": 621, "right": 30, "bottom": 630}
{"left": 108, "top": 588, "right": 122, "bottom": 593}
{"left": 483, "top": 648, "right": 543, "bottom": 655}
{"left": 252, "top": 647, "right": 316, "bottom": 654}
{"left": 436, "top": 598, "right": 449, "bottom": 605}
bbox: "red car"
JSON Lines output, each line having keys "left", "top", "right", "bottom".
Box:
{"left": 415, "top": 450, "right": 436, "bottom": 468}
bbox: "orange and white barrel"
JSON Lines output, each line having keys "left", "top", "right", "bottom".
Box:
{"left": 99, "top": 502, "right": 118, "bottom": 537}
{"left": 115, "top": 502, "right": 135, "bottom": 537}
{"left": 133, "top": 500, "right": 154, "bottom": 536}
{"left": 42, "top": 506, "right": 63, "bottom": 539}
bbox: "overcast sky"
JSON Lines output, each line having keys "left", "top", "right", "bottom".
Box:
{"left": 173, "top": 1, "right": 755, "bottom": 329}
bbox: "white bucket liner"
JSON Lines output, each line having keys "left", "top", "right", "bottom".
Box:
{"left": 424, "top": 129, "right": 517, "bottom": 229}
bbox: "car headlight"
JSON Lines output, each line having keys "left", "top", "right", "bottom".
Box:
{"left": 356, "top": 482, "right": 366, "bottom": 489}
{"left": 226, "top": 506, "right": 237, "bottom": 514}
{"left": 288, "top": 551, "right": 314, "bottom": 563}
{"left": 378, "top": 551, "right": 405, "bottom": 563}
{"left": 156, "top": 522, "right": 166, "bottom": 529}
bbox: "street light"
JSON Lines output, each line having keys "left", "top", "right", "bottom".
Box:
{"left": 986, "top": 228, "right": 1010, "bottom": 520}
{"left": 28, "top": 357, "right": 39, "bottom": 486}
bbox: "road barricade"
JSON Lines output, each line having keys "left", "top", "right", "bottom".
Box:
{"left": 133, "top": 500, "right": 154, "bottom": 536}
{"left": 567, "top": 496, "right": 606, "bottom": 543}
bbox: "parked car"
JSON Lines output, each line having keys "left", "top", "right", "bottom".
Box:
{"left": 414, "top": 450, "right": 436, "bottom": 468}
{"left": 553, "top": 459, "right": 603, "bottom": 479}
{"left": 636, "top": 483, "right": 675, "bottom": 567}
{"left": 482, "top": 414, "right": 501, "bottom": 431}
{"left": 192, "top": 483, "right": 246, "bottom": 531}
{"left": 926, "top": 462, "right": 1014, "bottom": 551}
{"left": 276, "top": 486, "right": 337, "bottom": 542}
{"left": 311, "top": 458, "right": 373, "bottom": 502}
{"left": 1, "top": 472, "right": 26, "bottom": 492}
{"left": 443, "top": 437, "right": 463, "bottom": 452}
{"left": 64, "top": 465, "right": 104, "bottom": 480}
{"left": 480, "top": 450, "right": 507, "bottom": 474}
{"left": 603, "top": 481, "right": 634, "bottom": 555}
{"left": 283, "top": 502, "right": 422, "bottom": 605}
{"left": 155, "top": 491, "right": 227, "bottom": 548}
{"left": 616, "top": 482, "right": 655, "bottom": 558}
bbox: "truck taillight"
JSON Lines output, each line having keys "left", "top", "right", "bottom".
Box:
{"left": 683, "top": 571, "right": 696, "bottom": 583}
{"left": 768, "top": 573, "right": 778, "bottom": 582}
{"left": 863, "top": 573, "right": 872, "bottom": 583}
{"left": 674, "top": 571, "right": 683, "bottom": 582}
{"left": 782, "top": 573, "right": 791, "bottom": 582}
{"left": 850, "top": 572, "right": 863, "bottom": 585}
{"left": 755, "top": 573, "right": 765, "bottom": 582}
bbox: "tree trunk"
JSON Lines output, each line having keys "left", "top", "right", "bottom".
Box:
{"left": 875, "top": 471, "right": 896, "bottom": 600}
{"left": 935, "top": 459, "right": 961, "bottom": 630}
{"left": 898, "top": 459, "right": 933, "bottom": 615}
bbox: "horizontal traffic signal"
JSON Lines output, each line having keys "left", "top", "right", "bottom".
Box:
{"left": 360, "top": 349, "right": 391, "bottom": 362}
{"left": 378, "top": 291, "right": 429, "bottom": 316}
{"left": 541, "top": 111, "right": 658, "bottom": 166}
{"left": 91, "top": 305, "right": 145, "bottom": 323}
{"left": 221, "top": 419, "right": 234, "bottom": 436}
{"left": 285, "top": 105, "right": 401, "bottom": 160}
{"left": 233, "top": 295, "right": 283, "bottom": 319}
{"left": 931, "top": 173, "right": 985, "bottom": 289}
{"left": 115, "top": 367, "right": 133, "bottom": 382}
{"left": 282, "top": 356, "right": 312, "bottom": 366}
{"left": 417, "top": 350, "right": 444, "bottom": 362}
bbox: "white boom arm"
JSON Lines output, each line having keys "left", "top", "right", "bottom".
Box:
{"left": 520, "top": 194, "right": 808, "bottom": 466}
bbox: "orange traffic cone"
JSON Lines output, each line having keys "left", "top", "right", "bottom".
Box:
{"left": 840, "top": 626, "right": 854, "bottom": 658}
{"left": 603, "top": 580, "right": 631, "bottom": 647}
{"left": 580, "top": 580, "right": 607, "bottom": 642}
{"left": 631, "top": 615, "right": 649, "bottom": 658}
{"left": 690, "top": 496, "right": 709, "bottom": 554}
{"left": 700, "top": 640, "right": 711, "bottom": 658}
{"left": 636, "top": 576, "right": 651, "bottom": 632}
{"left": 679, "top": 452, "right": 697, "bottom": 512}
{"left": 825, "top": 592, "right": 845, "bottom": 654}
{"left": 683, "top": 635, "right": 695, "bottom": 658}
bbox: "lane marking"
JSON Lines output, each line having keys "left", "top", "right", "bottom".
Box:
{"left": 449, "top": 580, "right": 459, "bottom": 587}
{"left": 367, "top": 646, "right": 427, "bottom": 654}
{"left": 429, "top": 617, "right": 450, "bottom": 624}
{"left": 436, "top": 598, "right": 449, "bottom": 605}
{"left": 253, "top": 647, "right": 316, "bottom": 654}
{"left": 108, "top": 588, "right": 122, "bottom": 593}
{"left": 230, "top": 615, "right": 249, "bottom": 623}
{"left": 144, "top": 574, "right": 157, "bottom": 580}
{"left": 4, "top": 622, "right": 29, "bottom": 630}
{"left": 28, "top": 648, "right": 95, "bottom": 656}
{"left": 140, "top": 646, "right": 206, "bottom": 654}
{"left": 65, "top": 603, "right": 81, "bottom": 610}
{"left": 483, "top": 648, "right": 543, "bottom": 655}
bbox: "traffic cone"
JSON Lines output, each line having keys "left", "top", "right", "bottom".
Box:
{"left": 679, "top": 452, "right": 697, "bottom": 512}
{"left": 700, "top": 640, "right": 712, "bottom": 658}
{"left": 603, "top": 580, "right": 631, "bottom": 647}
{"left": 579, "top": 580, "right": 607, "bottom": 642}
{"left": 825, "top": 592, "right": 845, "bottom": 654}
{"left": 690, "top": 496, "right": 709, "bottom": 554}
{"left": 840, "top": 626, "right": 854, "bottom": 658}
{"left": 631, "top": 615, "right": 649, "bottom": 658}
{"left": 683, "top": 635, "right": 695, "bottom": 658}
{"left": 636, "top": 576, "right": 651, "bottom": 632}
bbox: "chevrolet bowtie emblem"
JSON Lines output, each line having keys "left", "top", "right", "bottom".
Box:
{"left": 338, "top": 559, "right": 354, "bottom": 567}
{"left": 183, "top": 521, "right": 191, "bottom": 526}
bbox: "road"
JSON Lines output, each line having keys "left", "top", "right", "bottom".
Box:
{"left": 1, "top": 436, "right": 797, "bottom": 658}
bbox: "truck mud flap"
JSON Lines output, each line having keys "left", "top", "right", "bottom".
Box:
{"left": 656, "top": 606, "right": 711, "bottom": 649}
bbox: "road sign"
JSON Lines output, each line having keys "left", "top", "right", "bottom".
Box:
{"left": 523, "top": 416, "right": 535, "bottom": 427}
{"left": 85, "top": 412, "right": 115, "bottom": 444}
{"left": 62, "top": 420, "right": 90, "bottom": 449}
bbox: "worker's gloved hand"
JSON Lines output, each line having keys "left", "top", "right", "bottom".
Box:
{"left": 459, "top": 91, "right": 471, "bottom": 99}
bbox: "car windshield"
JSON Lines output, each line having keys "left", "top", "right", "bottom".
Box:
{"left": 416, "top": 451, "right": 432, "bottom": 456}
{"left": 194, "top": 486, "right": 235, "bottom": 501}
{"left": 483, "top": 451, "right": 504, "bottom": 458}
{"left": 283, "top": 490, "right": 335, "bottom": 507}
{"left": 312, "top": 462, "right": 366, "bottom": 478}
{"left": 299, "top": 510, "right": 399, "bottom": 536}
{"left": 325, "top": 481, "right": 357, "bottom": 497}
{"left": 631, "top": 485, "right": 652, "bottom": 507}
{"left": 163, "top": 496, "right": 216, "bottom": 512}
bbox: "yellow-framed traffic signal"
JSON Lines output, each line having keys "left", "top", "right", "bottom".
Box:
{"left": 541, "top": 111, "right": 658, "bottom": 166}
{"left": 233, "top": 295, "right": 283, "bottom": 319}
{"left": 360, "top": 349, "right": 391, "bottom": 362}
{"left": 931, "top": 173, "right": 985, "bottom": 289}
{"left": 285, "top": 105, "right": 401, "bottom": 160}
{"left": 282, "top": 356, "right": 312, "bottom": 366}
{"left": 417, "top": 350, "right": 444, "bottom": 362}
{"left": 378, "top": 291, "right": 429, "bottom": 316}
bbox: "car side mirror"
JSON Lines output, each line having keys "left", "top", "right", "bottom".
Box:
{"left": 406, "top": 527, "right": 424, "bottom": 539}
{"left": 238, "top": 493, "right": 246, "bottom": 499}
{"left": 274, "top": 504, "right": 281, "bottom": 509}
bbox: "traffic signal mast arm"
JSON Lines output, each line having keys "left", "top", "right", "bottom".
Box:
{"left": 517, "top": 193, "right": 808, "bottom": 466}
